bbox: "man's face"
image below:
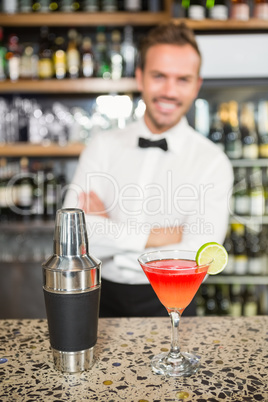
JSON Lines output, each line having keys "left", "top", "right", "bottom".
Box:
{"left": 135, "top": 44, "right": 202, "bottom": 134}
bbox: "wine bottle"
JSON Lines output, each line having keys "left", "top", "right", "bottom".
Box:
{"left": 38, "top": 27, "right": 54, "bottom": 79}
{"left": 110, "top": 30, "right": 123, "bottom": 80}
{"left": 246, "top": 224, "right": 264, "bottom": 275}
{"left": 240, "top": 102, "right": 259, "bottom": 159}
{"left": 66, "top": 29, "right": 80, "bottom": 79}
{"left": 81, "top": 37, "right": 95, "bottom": 78}
{"left": 53, "top": 36, "right": 67, "bottom": 79}
{"left": 230, "top": 0, "right": 250, "bottom": 20}
{"left": 124, "top": 0, "right": 142, "bottom": 11}
{"left": 223, "top": 227, "right": 235, "bottom": 275}
{"left": 231, "top": 223, "right": 248, "bottom": 275}
{"left": 208, "top": 111, "right": 225, "bottom": 151}
{"left": 258, "top": 101, "right": 268, "bottom": 158}
{"left": 248, "top": 167, "right": 265, "bottom": 216}
{"left": 254, "top": 0, "right": 268, "bottom": 20}
{"left": 243, "top": 285, "right": 259, "bottom": 316}
{"left": 208, "top": 0, "right": 228, "bottom": 20}
{"left": 6, "top": 34, "right": 21, "bottom": 82}
{"left": 17, "top": 157, "right": 34, "bottom": 222}
{"left": 233, "top": 167, "right": 250, "bottom": 216}
{"left": 102, "top": 0, "right": 117, "bottom": 11}
{"left": 121, "top": 25, "right": 136, "bottom": 77}
{"left": 0, "top": 27, "right": 7, "bottom": 81}
{"left": 95, "top": 28, "right": 110, "bottom": 79}
{"left": 230, "top": 284, "right": 243, "bottom": 317}
{"left": 186, "top": 0, "right": 205, "bottom": 20}
{"left": 224, "top": 101, "right": 243, "bottom": 160}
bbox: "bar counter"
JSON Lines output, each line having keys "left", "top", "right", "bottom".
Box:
{"left": 0, "top": 316, "right": 267, "bottom": 401}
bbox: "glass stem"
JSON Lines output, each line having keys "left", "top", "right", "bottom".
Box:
{"left": 169, "top": 310, "right": 181, "bottom": 358}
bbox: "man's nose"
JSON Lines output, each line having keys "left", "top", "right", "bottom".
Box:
{"left": 163, "top": 79, "right": 179, "bottom": 98}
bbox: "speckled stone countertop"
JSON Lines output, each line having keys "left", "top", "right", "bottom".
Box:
{"left": 0, "top": 316, "right": 267, "bottom": 402}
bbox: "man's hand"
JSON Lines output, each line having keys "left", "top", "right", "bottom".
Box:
{"left": 145, "top": 226, "right": 182, "bottom": 248}
{"left": 79, "top": 191, "right": 109, "bottom": 218}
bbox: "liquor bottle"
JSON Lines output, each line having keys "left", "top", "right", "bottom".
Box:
{"left": 44, "top": 169, "right": 58, "bottom": 220}
{"left": 185, "top": 0, "right": 205, "bottom": 19}
{"left": 240, "top": 103, "right": 259, "bottom": 159}
{"left": 0, "top": 27, "right": 7, "bottom": 81}
{"left": 31, "top": 161, "right": 45, "bottom": 221}
{"left": 20, "top": 0, "right": 32, "bottom": 12}
{"left": 121, "top": 25, "right": 136, "bottom": 77}
{"left": 110, "top": 30, "right": 123, "bottom": 80}
{"left": 208, "top": 111, "right": 225, "bottom": 152}
{"left": 246, "top": 224, "right": 264, "bottom": 275}
{"left": 205, "top": 285, "right": 218, "bottom": 315}
{"left": 148, "top": 0, "right": 160, "bottom": 12}
{"left": 61, "top": 0, "right": 73, "bottom": 11}
{"left": 81, "top": 37, "right": 95, "bottom": 78}
{"left": 224, "top": 101, "right": 243, "bottom": 160}
{"left": 95, "top": 29, "right": 110, "bottom": 79}
{"left": 233, "top": 167, "right": 250, "bottom": 216}
{"left": 243, "top": 285, "right": 258, "bottom": 316}
{"left": 248, "top": 167, "right": 265, "bottom": 216}
{"left": 216, "top": 284, "right": 230, "bottom": 316}
{"left": 208, "top": 0, "right": 228, "bottom": 20}
{"left": 254, "top": 0, "right": 268, "bottom": 19}
{"left": 20, "top": 44, "right": 38, "bottom": 80}
{"left": 66, "top": 29, "right": 80, "bottom": 79}
{"left": 53, "top": 36, "right": 67, "bottom": 79}
{"left": 49, "top": 0, "right": 60, "bottom": 11}
{"left": 102, "top": 0, "right": 117, "bottom": 11}
{"left": 230, "top": 0, "right": 250, "bottom": 20}
{"left": 38, "top": 27, "right": 54, "bottom": 79}
{"left": 229, "top": 284, "right": 243, "bottom": 317}
{"left": 231, "top": 223, "right": 248, "bottom": 275}
{"left": 258, "top": 101, "right": 268, "bottom": 158}
{"left": 71, "top": 0, "right": 82, "bottom": 11}
{"left": 223, "top": 227, "right": 235, "bottom": 275}
{"left": 262, "top": 167, "right": 268, "bottom": 215}
{"left": 17, "top": 157, "right": 34, "bottom": 222}
{"left": 32, "top": 0, "right": 50, "bottom": 12}
{"left": 124, "top": 0, "right": 142, "bottom": 11}
{"left": 83, "top": 0, "right": 99, "bottom": 11}
{"left": 6, "top": 34, "right": 21, "bottom": 81}
{"left": 3, "top": 0, "right": 18, "bottom": 13}
{"left": 0, "top": 159, "right": 9, "bottom": 222}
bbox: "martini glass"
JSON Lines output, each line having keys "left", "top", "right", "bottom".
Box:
{"left": 138, "top": 249, "right": 211, "bottom": 377}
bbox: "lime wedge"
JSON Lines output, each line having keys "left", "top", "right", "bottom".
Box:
{"left": 196, "top": 242, "right": 228, "bottom": 275}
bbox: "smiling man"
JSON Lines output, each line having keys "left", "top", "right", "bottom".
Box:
{"left": 64, "top": 23, "right": 233, "bottom": 317}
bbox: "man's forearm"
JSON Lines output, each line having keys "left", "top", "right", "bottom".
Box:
{"left": 145, "top": 227, "right": 182, "bottom": 248}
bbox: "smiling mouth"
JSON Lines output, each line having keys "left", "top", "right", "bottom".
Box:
{"left": 155, "top": 98, "right": 182, "bottom": 112}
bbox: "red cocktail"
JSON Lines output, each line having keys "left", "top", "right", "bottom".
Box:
{"left": 138, "top": 250, "right": 211, "bottom": 377}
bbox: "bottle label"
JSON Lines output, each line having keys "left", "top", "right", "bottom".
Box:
{"left": 124, "top": 0, "right": 141, "bottom": 11}
{"left": 230, "top": 302, "right": 242, "bottom": 317}
{"left": 231, "top": 4, "right": 250, "bottom": 20}
{"left": 38, "top": 59, "right": 53, "bottom": 79}
{"left": 259, "top": 144, "right": 268, "bottom": 158}
{"left": 248, "top": 257, "right": 263, "bottom": 275}
{"left": 243, "top": 144, "right": 259, "bottom": 159}
{"left": 235, "top": 195, "right": 249, "bottom": 215}
{"left": 83, "top": 54, "right": 94, "bottom": 77}
{"left": 209, "top": 5, "right": 228, "bottom": 20}
{"left": 244, "top": 302, "right": 258, "bottom": 316}
{"left": 250, "top": 192, "right": 264, "bottom": 216}
{"left": 102, "top": 0, "right": 117, "bottom": 11}
{"left": 188, "top": 5, "right": 205, "bottom": 20}
{"left": 235, "top": 255, "right": 248, "bottom": 275}
{"left": 254, "top": 4, "right": 268, "bottom": 20}
{"left": 19, "top": 184, "right": 33, "bottom": 207}
{"left": 226, "top": 139, "right": 243, "bottom": 159}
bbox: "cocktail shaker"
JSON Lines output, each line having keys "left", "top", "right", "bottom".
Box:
{"left": 42, "top": 208, "right": 101, "bottom": 373}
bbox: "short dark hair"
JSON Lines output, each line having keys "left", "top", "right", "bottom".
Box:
{"left": 138, "top": 22, "right": 201, "bottom": 71}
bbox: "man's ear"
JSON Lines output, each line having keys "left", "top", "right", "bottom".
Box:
{"left": 135, "top": 67, "right": 143, "bottom": 92}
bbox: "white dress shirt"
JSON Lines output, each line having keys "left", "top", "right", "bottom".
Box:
{"left": 64, "top": 117, "right": 234, "bottom": 284}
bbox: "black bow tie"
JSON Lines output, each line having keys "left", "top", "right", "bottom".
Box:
{"left": 138, "top": 137, "right": 168, "bottom": 151}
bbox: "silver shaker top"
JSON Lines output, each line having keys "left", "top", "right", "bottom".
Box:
{"left": 42, "top": 208, "right": 101, "bottom": 293}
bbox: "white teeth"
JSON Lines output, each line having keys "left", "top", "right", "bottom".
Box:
{"left": 158, "top": 102, "right": 176, "bottom": 110}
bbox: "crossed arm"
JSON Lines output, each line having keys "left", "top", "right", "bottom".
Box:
{"left": 79, "top": 191, "right": 183, "bottom": 248}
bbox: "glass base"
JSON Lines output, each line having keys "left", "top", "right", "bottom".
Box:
{"left": 151, "top": 351, "right": 201, "bottom": 377}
